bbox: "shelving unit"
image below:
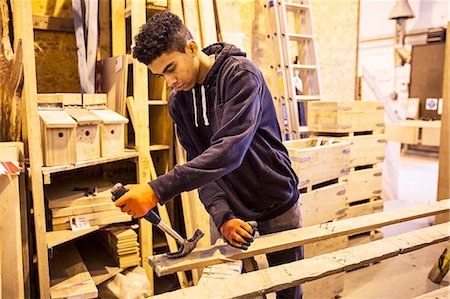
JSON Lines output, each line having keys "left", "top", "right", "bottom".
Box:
{"left": 12, "top": 0, "right": 154, "bottom": 297}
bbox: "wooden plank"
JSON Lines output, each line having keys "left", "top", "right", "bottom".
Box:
{"left": 130, "top": 0, "right": 153, "bottom": 291}
{"left": 183, "top": 0, "right": 203, "bottom": 47}
{"left": 437, "top": 21, "right": 450, "bottom": 224}
{"left": 100, "top": 55, "right": 128, "bottom": 114}
{"left": 197, "top": 0, "right": 217, "bottom": 46}
{"left": 50, "top": 242, "right": 97, "bottom": 299}
{"left": 152, "top": 222, "right": 450, "bottom": 299}
{"left": 40, "top": 149, "right": 138, "bottom": 176}
{"left": 32, "top": 15, "right": 74, "bottom": 32}
{"left": 46, "top": 227, "right": 100, "bottom": 249}
{"left": 336, "top": 133, "right": 385, "bottom": 168}
{"left": 111, "top": 0, "right": 126, "bottom": 56}
{"left": 341, "top": 167, "right": 382, "bottom": 203}
{"left": 86, "top": 0, "right": 98, "bottom": 93}
{"left": 11, "top": 0, "right": 50, "bottom": 297}
{"left": 414, "top": 286, "right": 450, "bottom": 298}
{"left": 149, "top": 199, "right": 450, "bottom": 276}
{"left": 175, "top": 133, "right": 211, "bottom": 284}
{"left": 72, "top": 0, "right": 90, "bottom": 93}
{"left": 300, "top": 182, "right": 346, "bottom": 226}
{"left": 98, "top": 0, "right": 111, "bottom": 60}
{"left": 284, "top": 138, "right": 351, "bottom": 188}
{"left": 75, "top": 235, "right": 123, "bottom": 285}
{"left": 168, "top": 0, "right": 184, "bottom": 21}
{"left": 0, "top": 143, "right": 24, "bottom": 299}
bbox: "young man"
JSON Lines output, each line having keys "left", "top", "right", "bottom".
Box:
{"left": 115, "top": 11, "right": 303, "bottom": 298}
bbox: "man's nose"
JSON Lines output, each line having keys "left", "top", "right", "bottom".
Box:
{"left": 165, "top": 75, "right": 177, "bottom": 87}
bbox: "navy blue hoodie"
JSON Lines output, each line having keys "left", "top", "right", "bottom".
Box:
{"left": 149, "top": 42, "right": 299, "bottom": 229}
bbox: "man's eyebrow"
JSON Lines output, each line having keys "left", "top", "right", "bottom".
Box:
{"left": 158, "top": 62, "right": 174, "bottom": 76}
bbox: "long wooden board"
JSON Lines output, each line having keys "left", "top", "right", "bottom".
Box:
{"left": 50, "top": 242, "right": 97, "bottom": 299}
{"left": 414, "top": 286, "right": 450, "bottom": 299}
{"left": 152, "top": 222, "right": 450, "bottom": 299}
{"left": 149, "top": 199, "right": 450, "bottom": 276}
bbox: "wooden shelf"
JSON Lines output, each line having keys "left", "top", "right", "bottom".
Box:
{"left": 46, "top": 227, "right": 100, "bottom": 249}
{"left": 41, "top": 150, "right": 139, "bottom": 175}
{"left": 148, "top": 100, "right": 168, "bottom": 105}
{"left": 75, "top": 235, "right": 123, "bottom": 286}
{"left": 150, "top": 144, "right": 170, "bottom": 151}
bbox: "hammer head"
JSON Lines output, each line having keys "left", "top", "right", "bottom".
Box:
{"left": 166, "top": 229, "right": 204, "bottom": 258}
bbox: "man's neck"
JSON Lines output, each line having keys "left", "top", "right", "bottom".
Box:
{"left": 196, "top": 52, "right": 215, "bottom": 85}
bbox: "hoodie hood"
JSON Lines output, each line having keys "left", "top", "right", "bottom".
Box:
{"left": 202, "top": 42, "right": 246, "bottom": 88}
{"left": 191, "top": 42, "right": 246, "bottom": 128}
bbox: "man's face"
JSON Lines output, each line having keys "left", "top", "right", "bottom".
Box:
{"left": 148, "top": 46, "right": 199, "bottom": 92}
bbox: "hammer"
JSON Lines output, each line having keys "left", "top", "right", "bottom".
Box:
{"left": 111, "top": 183, "right": 204, "bottom": 258}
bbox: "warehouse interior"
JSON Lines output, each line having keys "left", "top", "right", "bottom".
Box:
{"left": 0, "top": 0, "right": 449, "bottom": 298}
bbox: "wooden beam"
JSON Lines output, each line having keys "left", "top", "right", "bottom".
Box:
{"left": 32, "top": 15, "right": 74, "bottom": 32}
{"left": 111, "top": 0, "right": 126, "bottom": 56}
{"left": 414, "top": 286, "right": 450, "bottom": 299}
{"left": 149, "top": 199, "right": 450, "bottom": 276}
{"left": 152, "top": 222, "right": 450, "bottom": 299}
{"left": 85, "top": 0, "right": 98, "bottom": 93}
{"left": 130, "top": 0, "right": 153, "bottom": 292}
{"left": 98, "top": 0, "right": 111, "bottom": 60}
{"left": 72, "top": 0, "right": 90, "bottom": 93}
{"left": 197, "top": 0, "right": 217, "bottom": 46}
{"left": 175, "top": 133, "right": 211, "bottom": 284}
{"left": 437, "top": 22, "right": 450, "bottom": 224}
{"left": 11, "top": 0, "right": 49, "bottom": 297}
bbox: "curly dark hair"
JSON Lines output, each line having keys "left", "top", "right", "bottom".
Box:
{"left": 132, "top": 11, "right": 193, "bottom": 65}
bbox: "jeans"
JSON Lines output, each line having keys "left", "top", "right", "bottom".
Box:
{"left": 210, "top": 200, "right": 304, "bottom": 299}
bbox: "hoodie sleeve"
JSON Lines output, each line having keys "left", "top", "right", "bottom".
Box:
{"left": 150, "top": 67, "right": 262, "bottom": 205}
{"left": 198, "top": 181, "right": 235, "bottom": 229}
{"left": 175, "top": 119, "right": 235, "bottom": 229}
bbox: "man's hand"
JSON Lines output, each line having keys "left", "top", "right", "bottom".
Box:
{"left": 220, "top": 218, "right": 255, "bottom": 250}
{"left": 114, "top": 184, "right": 158, "bottom": 218}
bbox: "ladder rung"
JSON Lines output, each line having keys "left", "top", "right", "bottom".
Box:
{"left": 284, "top": 2, "right": 309, "bottom": 10}
{"left": 292, "top": 64, "right": 317, "bottom": 70}
{"left": 295, "top": 95, "right": 320, "bottom": 101}
{"left": 288, "top": 33, "right": 313, "bottom": 40}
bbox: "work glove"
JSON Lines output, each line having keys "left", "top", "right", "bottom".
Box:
{"left": 114, "top": 184, "right": 159, "bottom": 218}
{"left": 220, "top": 218, "right": 255, "bottom": 250}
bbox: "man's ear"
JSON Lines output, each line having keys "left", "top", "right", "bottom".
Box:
{"left": 185, "top": 40, "right": 198, "bottom": 56}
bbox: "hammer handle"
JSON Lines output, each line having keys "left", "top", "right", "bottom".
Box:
{"left": 111, "top": 183, "right": 161, "bottom": 225}
{"left": 111, "top": 183, "right": 185, "bottom": 245}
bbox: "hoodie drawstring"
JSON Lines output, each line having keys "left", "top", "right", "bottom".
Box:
{"left": 192, "top": 86, "right": 209, "bottom": 127}
{"left": 192, "top": 88, "right": 199, "bottom": 127}
{"left": 201, "top": 86, "right": 209, "bottom": 126}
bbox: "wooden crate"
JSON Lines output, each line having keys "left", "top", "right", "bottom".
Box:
{"left": 284, "top": 138, "right": 351, "bottom": 189}
{"left": 337, "top": 133, "right": 385, "bottom": 168}
{"left": 341, "top": 166, "right": 382, "bottom": 204}
{"left": 307, "top": 101, "right": 384, "bottom": 133}
{"left": 301, "top": 182, "right": 347, "bottom": 226}
{"left": 38, "top": 110, "right": 77, "bottom": 166}
{"left": 345, "top": 199, "right": 384, "bottom": 219}
{"left": 89, "top": 109, "right": 128, "bottom": 157}
{"left": 66, "top": 109, "right": 102, "bottom": 162}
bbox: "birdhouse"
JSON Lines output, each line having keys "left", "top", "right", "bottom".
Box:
{"left": 89, "top": 109, "right": 129, "bottom": 157}
{"left": 66, "top": 108, "right": 103, "bottom": 162}
{"left": 38, "top": 110, "right": 77, "bottom": 166}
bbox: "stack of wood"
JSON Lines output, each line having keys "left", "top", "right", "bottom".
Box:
{"left": 308, "top": 100, "right": 386, "bottom": 246}
{"left": 45, "top": 177, "right": 131, "bottom": 231}
{"left": 97, "top": 228, "right": 140, "bottom": 269}
{"left": 283, "top": 137, "right": 351, "bottom": 298}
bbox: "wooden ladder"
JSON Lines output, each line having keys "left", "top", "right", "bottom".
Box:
{"left": 268, "top": 0, "right": 321, "bottom": 140}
